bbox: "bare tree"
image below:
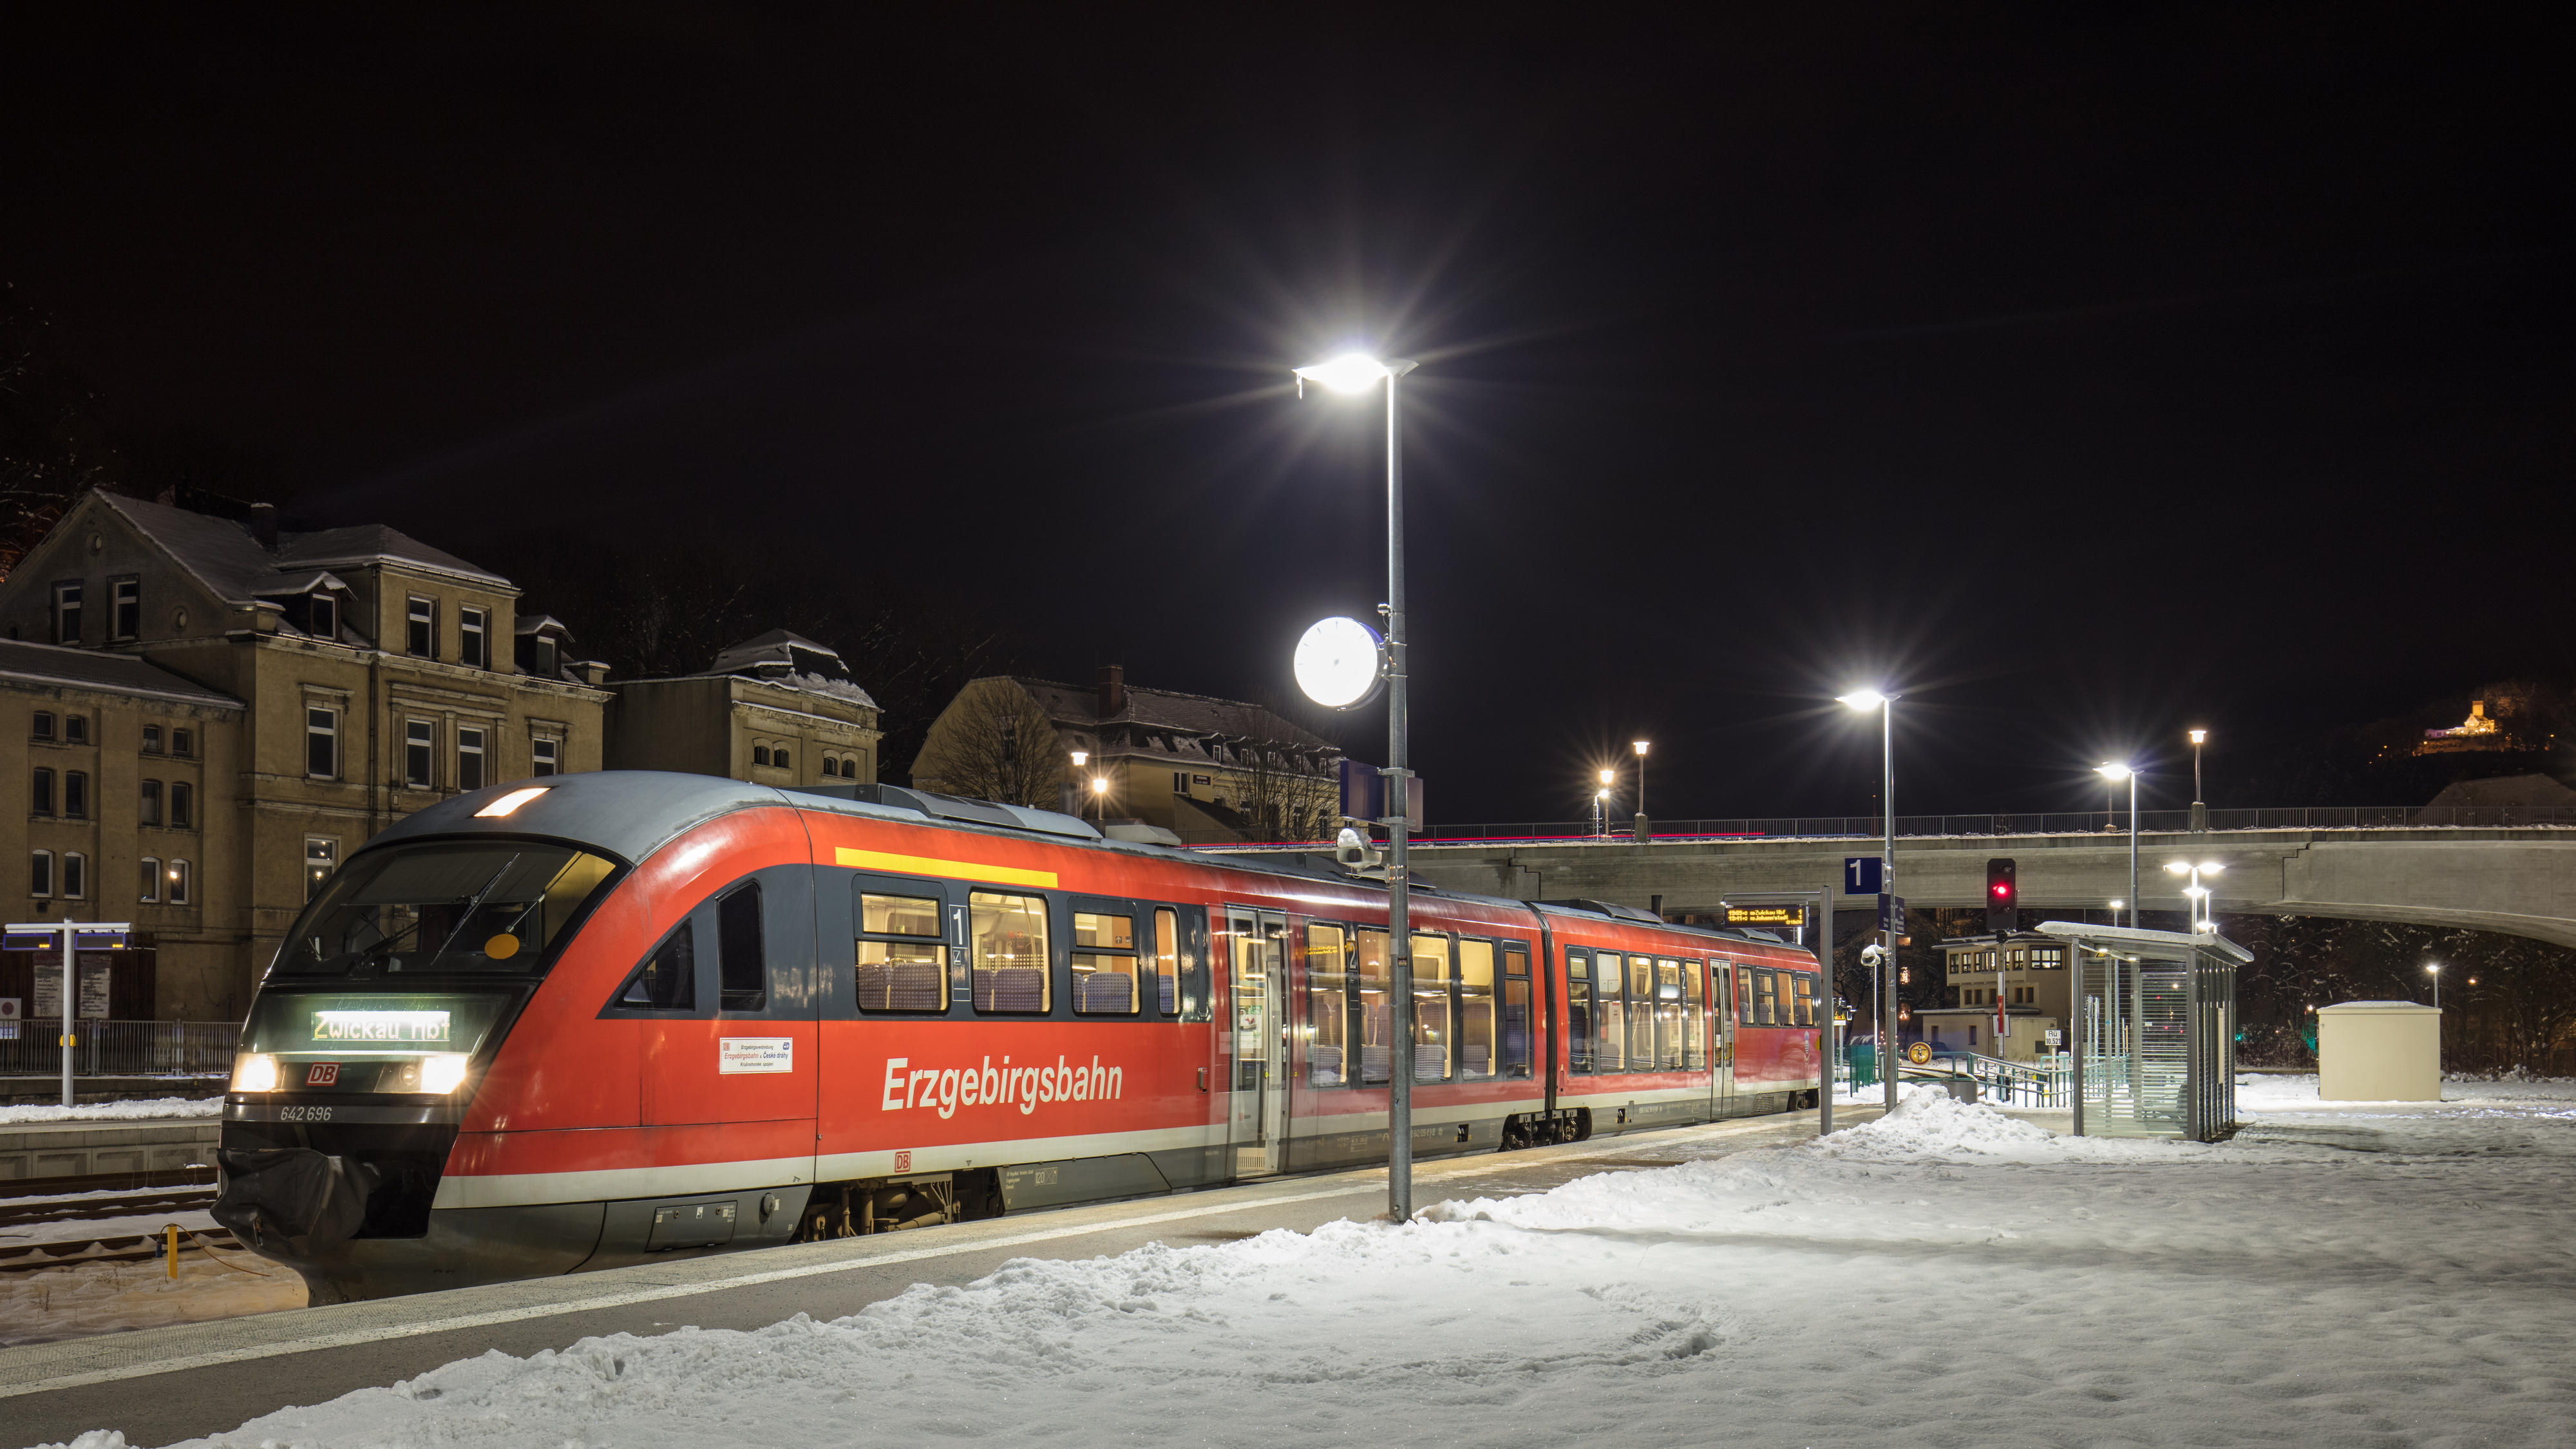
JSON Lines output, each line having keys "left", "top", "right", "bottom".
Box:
{"left": 913, "top": 679, "right": 1065, "bottom": 807}
{"left": 1221, "top": 705, "right": 1340, "bottom": 843}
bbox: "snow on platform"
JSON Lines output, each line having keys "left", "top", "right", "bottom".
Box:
{"left": 0, "top": 1099, "right": 220, "bottom": 1127}
{"left": 34, "top": 1081, "right": 2576, "bottom": 1448}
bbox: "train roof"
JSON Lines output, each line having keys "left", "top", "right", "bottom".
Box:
{"left": 371, "top": 773, "right": 1814, "bottom": 958}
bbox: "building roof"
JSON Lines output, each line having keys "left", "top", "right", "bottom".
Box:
{"left": 94, "top": 493, "right": 513, "bottom": 603}
{"left": 0, "top": 638, "right": 243, "bottom": 708}
{"left": 1009, "top": 676, "right": 1334, "bottom": 752}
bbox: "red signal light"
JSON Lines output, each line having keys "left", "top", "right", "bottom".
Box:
{"left": 1984, "top": 858, "right": 2018, "bottom": 932}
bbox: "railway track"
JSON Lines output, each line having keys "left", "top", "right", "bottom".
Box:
{"left": 0, "top": 1226, "right": 249, "bottom": 1274}
{"left": 0, "top": 1188, "right": 217, "bottom": 1232}
{"left": 0, "top": 1182, "right": 239, "bottom": 1274}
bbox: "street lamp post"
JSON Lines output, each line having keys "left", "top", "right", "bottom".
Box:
{"left": 2109, "top": 898, "right": 2125, "bottom": 928}
{"left": 2097, "top": 763, "right": 2139, "bottom": 928}
{"left": 2426, "top": 961, "right": 2441, "bottom": 1011}
{"left": 1837, "top": 688, "right": 1900, "bottom": 1112}
{"left": 2164, "top": 858, "right": 2224, "bottom": 931}
{"left": 2188, "top": 729, "right": 2209, "bottom": 833}
{"left": 1596, "top": 768, "right": 1615, "bottom": 837}
{"left": 1632, "top": 739, "right": 1650, "bottom": 833}
{"left": 1293, "top": 351, "right": 1419, "bottom": 1222}
{"left": 1070, "top": 750, "right": 1090, "bottom": 819}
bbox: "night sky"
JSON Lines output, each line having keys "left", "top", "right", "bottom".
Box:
{"left": 5, "top": 8, "right": 2567, "bottom": 823}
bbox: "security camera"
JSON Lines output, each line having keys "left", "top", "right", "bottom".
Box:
{"left": 1860, "top": 943, "right": 1886, "bottom": 968}
{"left": 1335, "top": 826, "right": 1381, "bottom": 869}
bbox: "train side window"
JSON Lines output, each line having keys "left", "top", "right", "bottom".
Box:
{"left": 1565, "top": 948, "right": 1593, "bottom": 1075}
{"left": 1409, "top": 933, "right": 1451, "bottom": 1082}
{"left": 1594, "top": 952, "right": 1625, "bottom": 1072}
{"left": 1792, "top": 974, "right": 1817, "bottom": 1027}
{"left": 1175, "top": 905, "right": 1211, "bottom": 1021}
{"left": 1655, "top": 958, "right": 1684, "bottom": 1070}
{"left": 718, "top": 884, "right": 767, "bottom": 1012}
{"left": 1306, "top": 923, "right": 1349, "bottom": 1086}
{"left": 1752, "top": 968, "right": 1777, "bottom": 1027}
{"left": 1151, "top": 906, "right": 1180, "bottom": 1014}
{"left": 1501, "top": 942, "right": 1532, "bottom": 1078}
{"left": 1682, "top": 958, "right": 1708, "bottom": 1070}
{"left": 1356, "top": 928, "right": 1392, "bottom": 1084}
{"left": 1736, "top": 965, "right": 1755, "bottom": 1025}
{"left": 1072, "top": 911, "right": 1139, "bottom": 1014}
{"left": 619, "top": 920, "right": 699, "bottom": 1010}
{"left": 971, "top": 891, "right": 1050, "bottom": 1012}
{"left": 1626, "top": 955, "right": 1655, "bottom": 1071}
{"left": 1456, "top": 938, "right": 1496, "bottom": 1080}
{"left": 856, "top": 890, "right": 947, "bottom": 1012}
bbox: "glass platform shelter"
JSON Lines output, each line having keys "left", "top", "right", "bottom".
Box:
{"left": 2034, "top": 922, "right": 2248, "bottom": 1142}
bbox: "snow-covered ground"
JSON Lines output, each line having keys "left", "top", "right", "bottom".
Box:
{"left": 0, "top": 1097, "right": 220, "bottom": 1126}
{"left": 34, "top": 1079, "right": 2576, "bottom": 1448}
{"left": 0, "top": 1186, "right": 216, "bottom": 1250}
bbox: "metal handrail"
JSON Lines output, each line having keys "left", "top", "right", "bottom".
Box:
{"left": 1417, "top": 804, "right": 2576, "bottom": 843}
{"left": 1962, "top": 1051, "right": 2071, "bottom": 1108}
{"left": 0, "top": 1020, "right": 236, "bottom": 1077}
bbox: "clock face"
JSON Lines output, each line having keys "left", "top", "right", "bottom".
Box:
{"left": 1294, "top": 616, "right": 1383, "bottom": 710}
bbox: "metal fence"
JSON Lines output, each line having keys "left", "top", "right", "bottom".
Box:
{"left": 1420, "top": 804, "right": 2576, "bottom": 843}
{"left": 0, "top": 1020, "right": 237, "bottom": 1077}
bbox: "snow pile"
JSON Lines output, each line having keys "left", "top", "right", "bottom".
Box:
{"left": 0, "top": 1097, "right": 220, "bottom": 1126}
{"left": 33, "top": 1086, "right": 2576, "bottom": 1449}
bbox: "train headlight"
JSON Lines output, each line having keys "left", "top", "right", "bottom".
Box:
{"left": 419, "top": 1053, "right": 472, "bottom": 1094}
{"left": 230, "top": 1052, "right": 279, "bottom": 1093}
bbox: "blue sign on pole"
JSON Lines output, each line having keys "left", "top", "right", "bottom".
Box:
{"left": 1843, "top": 857, "right": 1882, "bottom": 895}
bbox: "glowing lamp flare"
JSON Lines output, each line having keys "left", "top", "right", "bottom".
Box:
{"left": 1293, "top": 615, "right": 1386, "bottom": 710}
{"left": 1293, "top": 352, "right": 1409, "bottom": 395}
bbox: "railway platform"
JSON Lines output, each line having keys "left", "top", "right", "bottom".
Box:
{"left": 2, "top": 1103, "right": 1866, "bottom": 1448}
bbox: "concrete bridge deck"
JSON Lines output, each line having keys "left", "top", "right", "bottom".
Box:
{"left": 1403, "top": 824, "right": 2576, "bottom": 946}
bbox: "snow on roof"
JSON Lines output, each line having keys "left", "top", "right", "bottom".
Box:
{"left": 1007, "top": 675, "right": 1334, "bottom": 750}
{"left": 0, "top": 638, "right": 244, "bottom": 708}
{"left": 95, "top": 492, "right": 512, "bottom": 602}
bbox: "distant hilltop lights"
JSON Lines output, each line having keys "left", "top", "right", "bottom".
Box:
{"left": 2417, "top": 699, "right": 2514, "bottom": 756}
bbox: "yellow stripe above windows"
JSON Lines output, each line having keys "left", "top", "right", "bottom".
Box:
{"left": 833, "top": 846, "right": 1059, "bottom": 890}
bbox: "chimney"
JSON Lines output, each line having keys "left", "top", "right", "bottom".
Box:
{"left": 249, "top": 501, "right": 278, "bottom": 549}
{"left": 1096, "top": 664, "right": 1125, "bottom": 719}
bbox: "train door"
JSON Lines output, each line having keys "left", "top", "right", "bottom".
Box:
{"left": 1225, "top": 906, "right": 1289, "bottom": 1177}
{"left": 633, "top": 866, "right": 820, "bottom": 1150}
{"left": 1710, "top": 960, "right": 1736, "bottom": 1119}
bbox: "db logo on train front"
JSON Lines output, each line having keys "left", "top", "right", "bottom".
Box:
{"left": 306, "top": 1063, "right": 339, "bottom": 1086}
{"left": 893, "top": 1150, "right": 912, "bottom": 1173}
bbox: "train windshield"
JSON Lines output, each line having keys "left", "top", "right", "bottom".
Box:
{"left": 273, "top": 840, "right": 618, "bottom": 979}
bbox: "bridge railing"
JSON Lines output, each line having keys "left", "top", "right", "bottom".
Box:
{"left": 1418, "top": 804, "right": 2576, "bottom": 843}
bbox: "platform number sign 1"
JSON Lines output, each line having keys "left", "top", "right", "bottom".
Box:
{"left": 1843, "top": 857, "right": 1882, "bottom": 896}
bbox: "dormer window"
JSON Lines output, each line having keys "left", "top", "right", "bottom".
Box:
{"left": 532, "top": 636, "right": 557, "bottom": 676}
{"left": 111, "top": 579, "right": 140, "bottom": 640}
{"left": 52, "top": 582, "right": 81, "bottom": 645}
{"left": 309, "top": 592, "right": 336, "bottom": 639}
{"left": 406, "top": 596, "right": 437, "bottom": 658}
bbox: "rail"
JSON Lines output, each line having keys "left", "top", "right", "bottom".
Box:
{"left": 1412, "top": 804, "right": 2576, "bottom": 843}
{"left": 0, "top": 1020, "right": 237, "bottom": 1077}
{"left": 1962, "top": 1052, "right": 2071, "bottom": 1108}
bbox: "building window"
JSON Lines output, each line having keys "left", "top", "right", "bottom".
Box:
{"left": 140, "top": 779, "right": 162, "bottom": 826}
{"left": 308, "top": 592, "right": 336, "bottom": 639}
{"left": 139, "top": 856, "right": 160, "bottom": 904}
{"left": 529, "top": 634, "right": 558, "bottom": 677}
{"left": 142, "top": 724, "right": 163, "bottom": 753}
{"left": 772, "top": 746, "right": 791, "bottom": 771}
{"left": 61, "top": 852, "right": 84, "bottom": 900}
{"left": 64, "top": 771, "right": 87, "bottom": 820}
{"left": 457, "top": 727, "right": 485, "bottom": 791}
{"left": 30, "top": 768, "right": 53, "bottom": 815}
{"left": 404, "top": 719, "right": 433, "bottom": 788}
{"left": 460, "top": 607, "right": 488, "bottom": 668}
{"left": 31, "top": 711, "right": 55, "bottom": 742}
{"left": 173, "top": 727, "right": 194, "bottom": 758}
{"left": 531, "top": 735, "right": 560, "bottom": 776}
{"left": 169, "top": 858, "right": 192, "bottom": 904}
{"left": 406, "top": 596, "right": 436, "bottom": 657}
{"left": 169, "top": 781, "right": 193, "bottom": 829}
{"left": 31, "top": 850, "right": 52, "bottom": 898}
{"left": 111, "top": 578, "right": 140, "bottom": 640}
{"left": 752, "top": 744, "right": 770, "bottom": 768}
{"left": 53, "top": 581, "right": 81, "bottom": 644}
{"left": 307, "top": 708, "right": 337, "bottom": 778}
{"left": 1173, "top": 770, "right": 1188, "bottom": 794}
{"left": 305, "top": 837, "right": 336, "bottom": 900}
{"left": 64, "top": 714, "right": 87, "bottom": 745}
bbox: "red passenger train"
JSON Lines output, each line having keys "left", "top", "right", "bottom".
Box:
{"left": 213, "top": 772, "right": 1826, "bottom": 1300}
